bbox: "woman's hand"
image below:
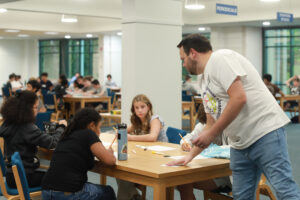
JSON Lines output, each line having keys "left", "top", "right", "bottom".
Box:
{"left": 181, "top": 142, "right": 192, "bottom": 152}
{"left": 166, "top": 154, "right": 194, "bottom": 166}
{"left": 58, "top": 120, "right": 67, "bottom": 127}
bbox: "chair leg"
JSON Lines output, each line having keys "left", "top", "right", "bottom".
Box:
{"left": 203, "top": 190, "right": 233, "bottom": 200}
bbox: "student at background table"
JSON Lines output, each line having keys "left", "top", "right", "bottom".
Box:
{"left": 40, "top": 72, "right": 53, "bottom": 92}
{"left": 42, "top": 108, "right": 116, "bottom": 200}
{"left": 178, "top": 103, "right": 231, "bottom": 200}
{"left": 0, "top": 91, "right": 66, "bottom": 188}
{"left": 263, "top": 74, "right": 285, "bottom": 98}
{"left": 26, "top": 79, "right": 47, "bottom": 113}
{"left": 117, "top": 94, "right": 168, "bottom": 200}
{"left": 105, "top": 74, "right": 118, "bottom": 88}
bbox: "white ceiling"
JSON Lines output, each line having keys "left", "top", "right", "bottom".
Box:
{"left": 0, "top": 0, "right": 300, "bottom": 39}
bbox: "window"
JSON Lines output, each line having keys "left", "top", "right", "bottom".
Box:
{"left": 39, "top": 39, "right": 98, "bottom": 80}
{"left": 263, "top": 28, "right": 300, "bottom": 94}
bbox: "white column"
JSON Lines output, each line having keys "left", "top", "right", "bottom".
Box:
{"left": 121, "top": 0, "right": 183, "bottom": 128}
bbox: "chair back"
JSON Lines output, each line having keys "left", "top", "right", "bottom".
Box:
{"left": 107, "top": 88, "right": 116, "bottom": 104}
{"left": 182, "top": 90, "right": 187, "bottom": 96}
{"left": 43, "top": 93, "right": 55, "bottom": 111}
{"left": 0, "top": 148, "right": 6, "bottom": 176}
{"left": 35, "top": 111, "right": 52, "bottom": 131}
{"left": 1, "top": 87, "right": 11, "bottom": 98}
{"left": 11, "top": 152, "right": 30, "bottom": 200}
{"left": 182, "top": 94, "right": 193, "bottom": 102}
{"left": 166, "top": 127, "right": 187, "bottom": 144}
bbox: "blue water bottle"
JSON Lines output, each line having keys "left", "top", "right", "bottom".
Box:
{"left": 117, "top": 123, "right": 128, "bottom": 161}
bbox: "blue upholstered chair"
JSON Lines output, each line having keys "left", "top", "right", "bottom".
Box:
{"left": 11, "top": 152, "right": 41, "bottom": 200}
{"left": 166, "top": 127, "right": 187, "bottom": 144}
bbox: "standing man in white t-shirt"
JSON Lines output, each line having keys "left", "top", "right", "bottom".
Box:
{"left": 168, "top": 34, "right": 300, "bottom": 199}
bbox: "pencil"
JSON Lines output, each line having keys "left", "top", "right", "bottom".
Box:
{"left": 179, "top": 133, "right": 191, "bottom": 147}
{"left": 112, "top": 127, "right": 118, "bottom": 133}
{"left": 109, "top": 134, "right": 117, "bottom": 148}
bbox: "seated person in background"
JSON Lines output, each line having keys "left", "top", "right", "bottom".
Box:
{"left": 40, "top": 72, "right": 53, "bottom": 91}
{"left": 70, "top": 72, "right": 80, "bottom": 85}
{"left": 26, "top": 79, "right": 47, "bottom": 112}
{"left": 177, "top": 103, "right": 231, "bottom": 200}
{"left": 182, "top": 74, "right": 198, "bottom": 96}
{"left": 91, "top": 79, "right": 106, "bottom": 96}
{"left": 54, "top": 78, "right": 69, "bottom": 110}
{"left": 11, "top": 74, "right": 23, "bottom": 91}
{"left": 5, "top": 73, "right": 16, "bottom": 91}
{"left": 105, "top": 74, "right": 118, "bottom": 88}
{"left": 263, "top": 74, "right": 285, "bottom": 98}
{"left": 82, "top": 76, "right": 95, "bottom": 94}
{"left": 284, "top": 77, "right": 300, "bottom": 109}
{"left": 42, "top": 108, "right": 116, "bottom": 200}
{"left": 286, "top": 74, "right": 300, "bottom": 88}
{"left": 0, "top": 91, "right": 66, "bottom": 188}
{"left": 117, "top": 94, "right": 168, "bottom": 200}
{"left": 68, "top": 76, "right": 84, "bottom": 93}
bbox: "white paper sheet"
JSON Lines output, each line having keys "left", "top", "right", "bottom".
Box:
{"left": 146, "top": 145, "right": 176, "bottom": 151}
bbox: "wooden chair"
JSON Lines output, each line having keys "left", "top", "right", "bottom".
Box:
{"left": 256, "top": 174, "right": 276, "bottom": 200}
{"left": 53, "top": 94, "right": 68, "bottom": 120}
{"left": 182, "top": 100, "right": 197, "bottom": 131}
{"left": 107, "top": 88, "right": 116, "bottom": 110}
{"left": 204, "top": 190, "right": 233, "bottom": 200}
{"left": 11, "top": 152, "right": 42, "bottom": 200}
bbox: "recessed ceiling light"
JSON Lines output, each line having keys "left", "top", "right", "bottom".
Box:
{"left": 86, "top": 34, "right": 93, "bottom": 38}
{"left": 0, "top": 8, "right": 7, "bottom": 13}
{"left": 61, "top": 14, "right": 78, "bottom": 23}
{"left": 117, "top": 32, "right": 122, "bottom": 36}
{"left": 198, "top": 27, "right": 206, "bottom": 31}
{"left": 45, "top": 31, "right": 59, "bottom": 35}
{"left": 260, "top": 0, "right": 280, "bottom": 2}
{"left": 5, "top": 29, "right": 20, "bottom": 33}
{"left": 185, "top": 0, "right": 205, "bottom": 10}
{"left": 263, "top": 21, "right": 271, "bottom": 26}
{"left": 18, "top": 34, "right": 29, "bottom": 37}
{"left": 65, "top": 35, "right": 71, "bottom": 39}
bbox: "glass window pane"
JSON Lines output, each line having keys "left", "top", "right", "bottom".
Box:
{"left": 264, "top": 37, "right": 290, "bottom": 46}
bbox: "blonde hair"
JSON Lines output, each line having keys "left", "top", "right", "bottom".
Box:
{"left": 130, "top": 94, "right": 153, "bottom": 135}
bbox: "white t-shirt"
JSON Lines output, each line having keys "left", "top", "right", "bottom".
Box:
{"left": 200, "top": 49, "right": 290, "bottom": 149}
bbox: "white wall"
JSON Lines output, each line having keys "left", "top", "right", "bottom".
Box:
{"left": 210, "top": 26, "right": 262, "bottom": 75}
{"left": 0, "top": 39, "right": 39, "bottom": 94}
{"left": 103, "top": 35, "right": 122, "bottom": 87}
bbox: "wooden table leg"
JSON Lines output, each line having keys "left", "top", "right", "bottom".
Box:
{"left": 153, "top": 184, "right": 166, "bottom": 200}
{"left": 166, "top": 187, "right": 174, "bottom": 200}
{"left": 100, "top": 175, "right": 107, "bottom": 185}
{"left": 81, "top": 100, "right": 85, "bottom": 109}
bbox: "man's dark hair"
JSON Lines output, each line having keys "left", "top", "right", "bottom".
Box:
{"left": 9, "top": 73, "right": 16, "bottom": 80}
{"left": 177, "top": 34, "right": 212, "bottom": 55}
{"left": 263, "top": 74, "right": 272, "bottom": 82}
{"left": 27, "top": 79, "right": 41, "bottom": 92}
{"left": 61, "top": 79, "right": 69, "bottom": 87}
{"left": 60, "top": 74, "right": 67, "bottom": 80}
{"left": 41, "top": 72, "right": 48, "bottom": 77}
{"left": 0, "top": 91, "right": 38, "bottom": 124}
{"left": 92, "top": 79, "right": 100, "bottom": 85}
{"left": 107, "top": 74, "right": 112, "bottom": 79}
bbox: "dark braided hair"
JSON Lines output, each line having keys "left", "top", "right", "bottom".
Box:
{"left": 60, "top": 108, "right": 101, "bottom": 139}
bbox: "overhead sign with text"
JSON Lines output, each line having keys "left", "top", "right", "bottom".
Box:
{"left": 216, "top": 3, "right": 238, "bottom": 16}
{"left": 277, "top": 12, "right": 293, "bottom": 22}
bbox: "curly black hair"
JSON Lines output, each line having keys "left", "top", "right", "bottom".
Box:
{"left": 0, "top": 91, "right": 38, "bottom": 124}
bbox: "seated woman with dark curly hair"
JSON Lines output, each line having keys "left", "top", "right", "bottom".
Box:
{"left": 0, "top": 90, "right": 67, "bottom": 188}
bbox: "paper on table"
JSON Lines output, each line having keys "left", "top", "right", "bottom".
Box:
{"left": 169, "top": 155, "right": 208, "bottom": 160}
{"left": 160, "top": 164, "right": 181, "bottom": 167}
{"left": 147, "top": 145, "right": 176, "bottom": 151}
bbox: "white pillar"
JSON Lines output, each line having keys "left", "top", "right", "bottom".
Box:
{"left": 121, "top": 0, "right": 183, "bottom": 129}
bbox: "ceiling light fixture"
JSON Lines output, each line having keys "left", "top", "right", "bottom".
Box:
{"left": 61, "top": 14, "right": 78, "bottom": 23}
{"left": 198, "top": 27, "right": 206, "bottom": 31}
{"left": 86, "top": 34, "right": 93, "bottom": 38}
{"left": 5, "top": 29, "right": 20, "bottom": 33}
{"left": 45, "top": 31, "right": 59, "bottom": 35}
{"left": 0, "top": 8, "right": 7, "bottom": 13}
{"left": 185, "top": 0, "right": 205, "bottom": 10}
{"left": 262, "top": 21, "right": 271, "bottom": 26}
{"left": 18, "top": 34, "right": 29, "bottom": 37}
{"left": 260, "top": 0, "right": 280, "bottom": 2}
{"left": 64, "top": 35, "right": 71, "bottom": 39}
{"left": 117, "top": 32, "right": 122, "bottom": 36}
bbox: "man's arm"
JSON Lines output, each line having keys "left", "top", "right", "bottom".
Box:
{"left": 192, "top": 77, "right": 247, "bottom": 148}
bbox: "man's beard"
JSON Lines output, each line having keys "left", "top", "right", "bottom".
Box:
{"left": 188, "top": 60, "right": 198, "bottom": 75}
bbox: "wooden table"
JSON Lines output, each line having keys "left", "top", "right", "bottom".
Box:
{"left": 101, "top": 113, "right": 121, "bottom": 126}
{"left": 63, "top": 96, "right": 111, "bottom": 116}
{"left": 279, "top": 95, "right": 300, "bottom": 123}
{"left": 38, "top": 133, "right": 231, "bottom": 200}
